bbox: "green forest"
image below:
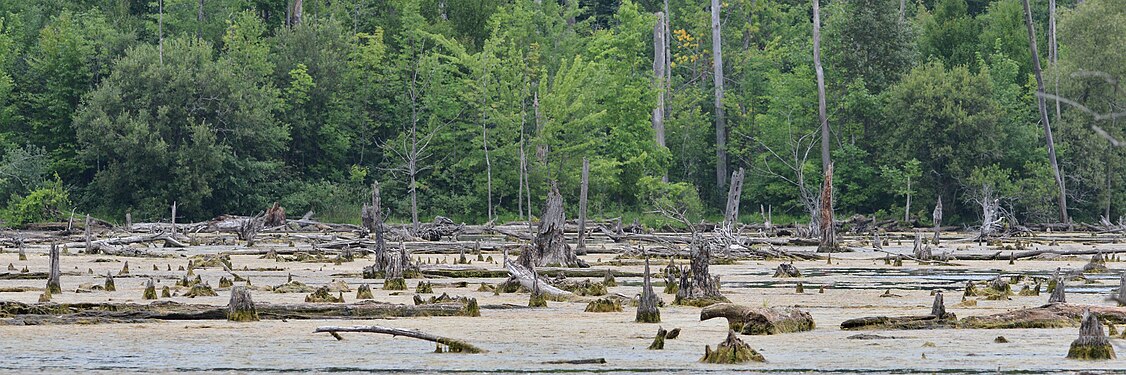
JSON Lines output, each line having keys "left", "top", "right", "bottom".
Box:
{"left": 0, "top": 0, "right": 1122, "bottom": 228}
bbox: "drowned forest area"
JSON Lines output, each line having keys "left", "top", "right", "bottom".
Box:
{"left": 0, "top": 185, "right": 1125, "bottom": 372}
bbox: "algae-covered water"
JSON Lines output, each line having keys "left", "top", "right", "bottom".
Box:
{"left": 1, "top": 234, "right": 1124, "bottom": 373}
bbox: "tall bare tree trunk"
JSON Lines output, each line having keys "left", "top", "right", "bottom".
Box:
{"left": 577, "top": 158, "right": 590, "bottom": 253}
{"left": 170, "top": 201, "right": 177, "bottom": 237}
{"left": 711, "top": 0, "right": 728, "bottom": 192}
{"left": 904, "top": 175, "right": 911, "bottom": 222}
{"left": 899, "top": 0, "right": 906, "bottom": 23}
{"left": 653, "top": 12, "right": 667, "bottom": 161}
{"left": 1022, "top": 0, "right": 1068, "bottom": 223}
{"left": 1049, "top": 0, "right": 1060, "bottom": 122}
{"left": 481, "top": 53, "right": 493, "bottom": 222}
{"left": 197, "top": 0, "right": 204, "bottom": 41}
{"left": 663, "top": 0, "right": 672, "bottom": 100}
{"left": 158, "top": 0, "right": 164, "bottom": 65}
{"left": 813, "top": 0, "right": 830, "bottom": 173}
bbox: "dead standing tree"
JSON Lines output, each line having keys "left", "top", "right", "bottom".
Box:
{"left": 817, "top": 163, "right": 836, "bottom": 252}
{"left": 711, "top": 0, "right": 728, "bottom": 191}
{"left": 1021, "top": 0, "right": 1069, "bottom": 224}
{"left": 361, "top": 182, "right": 388, "bottom": 273}
{"left": 577, "top": 158, "right": 590, "bottom": 254}
{"left": 519, "top": 182, "right": 587, "bottom": 268}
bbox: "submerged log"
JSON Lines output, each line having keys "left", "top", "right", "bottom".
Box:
{"left": 700, "top": 303, "right": 814, "bottom": 335}
{"left": 700, "top": 329, "right": 765, "bottom": 364}
{"left": 960, "top": 303, "right": 1126, "bottom": 329}
{"left": 841, "top": 292, "right": 956, "bottom": 330}
{"left": 1066, "top": 309, "right": 1116, "bottom": 360}
{"left": 316, "top": 325, "right": 483, "bottom": 353}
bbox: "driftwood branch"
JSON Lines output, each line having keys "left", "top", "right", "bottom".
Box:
{"left": 314, "top": 325, "right": 484, "bottom": 353}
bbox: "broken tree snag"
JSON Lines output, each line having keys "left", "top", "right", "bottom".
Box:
{"left": 520, "top": 181, "right": 587, "bottom": 268}
{"left": 528, "top": 270, "right": 547, "bottom": 307}
{"left": 701, "top": 329, "right": 765, "bottom": 364}
{"left": 772, "top": 263, "right": 801, "bottom": 278}
{"left": 932, "top": 197, "right": 943, "bottom": 245}
{"left": 577, "top": 158, "right": 590, "bottom": 255}
{"left": 700, "top": 303, "right": 815, "bottom": 335}
{"left": 723, "top": 168, "right": 745, "bottom": 232}
{"left": 912, "top": 231, "right": 931, "bottom": 261}
{"left": 104, "top": 272, "right": 116, "bottom": 292}
{"left": 817, "top": 162, "right": 836, "bottom": 253}
{"left": 264, "top": 202, "right": 286, "bottom": 227}
{"left": 1066, "top": 310, "right": 1116, "bottom": 360}
{"left": 648, "top": 326, "right": 667, "bottom": 350}
{"left": 1049, "top": 279, "right": 1066, "bottom": 304}
{"left": 143, "top": 278, "right": 158, "bottom": 300}
{"left": 636, "top": 257, "right": 661, "bottom": 323}
{"left": 1113, "top": 272, "right": 1126, "bottom": 307}
{"left": 840, "top": 292, "right": 957, "bottom": 330}
{"left": 383, "top": 251, "right": 407, "bottom": 291}
{"left": 1082, "top": 253, "right": 1108, "bottom": 273}
{"left": 314, "top": 326, "right": 484, "bottom": 353}
{"left": 84, "top": 214, "right": 94, "bottom": 254}
{"left": 674, "top": 239, "right": 729, "bottom": 307}
{"left": 228, "top": 286, "right": 259, "bottom": 322}
{"left": 45, "top": 244, "right": 62, "bottom": 294}
{"left": 170, "top": 201, "right": 177, "bottom": 236}
{"left": 237, "top": 212, "right": 265, "bottom": 246}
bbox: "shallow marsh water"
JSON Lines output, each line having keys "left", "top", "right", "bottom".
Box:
{"left": 1, "top": 233, "right": 1124, "bottom": 373}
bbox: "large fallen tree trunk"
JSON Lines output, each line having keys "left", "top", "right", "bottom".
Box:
{"left": 65, "top": 233, "right": 187, "bottom": 251}
{"left": 0, "top": 299, "right": 478, "bottom": 325}
{"left": 960, "top": 303, "right": 1126, "bottom": 329}
{"left": 700, "top": 303, "right": 814, "bottom": 335}
{"left": 315, "top": 325, "right": 484, "bottom": 353}
{"left": 503, "top": 257, "right": 575, "bottom": 300}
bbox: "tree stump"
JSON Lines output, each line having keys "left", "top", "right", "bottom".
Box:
{"left": 701, "top": 303, "right": 815, "bottom": 335}
{"left": 1049, "top": 279, "right": 1066, "bottom": 304}
{"left": 1083, "top": 253, "right": 1108, "bottom": 273}
{"left": 143, "top": 278, "right": 158, "bottom": 300}
{"left": 817, "top": 163, "right": 836, "bottom": 253}
{"left": 585, "top": 298, "right": 622, "bottom": 312}
{"left": 674, "top": 239, "right": 728, "bottom": 307}
{"left": 264, "top": 202, "right": 286, "bottom": 227}
{"left": 46, "top": 244, "right": 61, "bottom": 294}
{"left": 772, "top": 263, "right": 801, "bottom": 278}
{"left": 383, "top": 252, "right": 407, "bottom": 291}
{"left": 1114, "top": 272, "right": 1126, "bottom": 307}
{"left": 648, "top": 327, "right": 667, "bottom": 350}
{"left": 636, "top": 257, "right": 661, "bottom": 323}
{"left": 701, "top": 329, "right": 765, "bottom": 364}
{"left": 1066, "top": 310, "right": 1116, "bottom": 360}
{"left": 227, "top": 286, "right": 259, "bottom": 322}
{"left": 520, "top": 182, "right": 587, "bottom": 268}
{"left": 356, "top": 284, "right": 374, "bottom": 299}
{"left": 104, "top": 272, "right": 116, "bottom": 292}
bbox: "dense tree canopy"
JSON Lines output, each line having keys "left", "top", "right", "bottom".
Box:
{"left": 0, "top": 0, "right": 1122, "bottom": 229}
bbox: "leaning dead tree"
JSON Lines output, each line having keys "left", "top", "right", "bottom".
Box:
{"left": 723, "top": 168, "right": 745, "bottom": 233}
{"left": 1021, "top": 0, "right": 1068, "bottom": 224}
{"left": 519, "top": 182, "right": 587, "bottom": 268}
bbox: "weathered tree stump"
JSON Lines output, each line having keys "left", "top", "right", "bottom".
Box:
{"left": 637, "top": 257, "right": 661, "bottom": 323}
{"left": 603, "top": 269, "right": 616, "bottom": 287}
{"left": 701, "top": 329, "right": 765, "bottom": 364}
{"left": 383, "top": 252, "right": 407, "bottom": 291}
{"left": 585, "top": 298, "right": 622, "bottom": 313}
{"left": 841, "top": 292, "right": 956, "bottom": 330}
{"left": 305, "top": 286, "right": 345, "bottom": 303}
{"left": 104, "top": 272, "right": 115, "bottom": 292}
{"left": 356, "top": 284, "right": 374, "bottom": 299}
{"left": 264, "top": 202, "right": 286, "bottom": 227}
{"left": 674, "top": 239, "right": 728, "bottom": 307}
{"left": 161, "top": 286, "right": 171, "bottom": 298}
{"left": 185, "top": 283, "right": 218, "bottom": 297}
{"left": 912, "top": 231, "right": 930, "bottom": 260}
{"left": 415, "top": 281, "right": 433, "bottom": 294}
{"left": 528, "top": 270, "right": 547, "bottom": 308}
{"left": 227, "top": 286, "right": 259, "bottom": 322}
{"left": 237, "top": 212, "right": 265, "bottom": 246}
{"left": 701, "top": 303, "right": 815, "bottom": 335}
{"left": 46, "top": 244, "right": 61, "bottom": 294}
{"left": 1066, "top": 310, "right": 1116, "bottom": 360}
{"left": 1049, "top": 279, "right": 1066, "bottom": 304}
{"left": 1112, "top": 272, "right": 1126, "bottom": 307}
{"left": 143, "top": 278, "right": 158, "bottom": 300}
{"left": 648, "top": 326, "right": 667, "bottom": 350}
{"left": 817, "top": 163, "right": 836, "bottom": 253}
{"left": 772, "top": 263, "right": 800, "bottom": 278}
{"left": 1083, "top": 253, "right": 1109, "bottom": 273}
{"left": 520, "top": 182, "right": 587, "bottom": 268}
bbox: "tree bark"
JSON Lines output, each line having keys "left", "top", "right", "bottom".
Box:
{"left": 700, "top": 303, "right": 815, "bottom": 335}
{"left": 522, "top": 182, "right": 586, "bottom": 268}
{"left": 817, "top": 162, "right": 836, "bottom": 252}
{"left": 577, "top": 158, "right": 590, "bottom": 253}
{"left": 653, "top": 12, "right": 667, "bottom": 161}
{"left": 1022, "top": 0, "right": 1068, "bottom": 223}
{"left": 315, "top": 325, "right": 484, "bottom": 353}
{"left": 46, "top": 244, "right": 61, "bottom": 294}
{"left": 637, "top": 257, "right": 661, "bottom": 323}
{"left": 711, "top": 0, "right": 728, "bottom": 191}
{"left": 724, "top": 168, "right": 745, "bottom": 232}
{"left": 481, "top": 52, "right": 493, "bottom": 222}
{"left": 932, "top": 196, "right": 943, "bottom": 245}
{"left": 675, "top": 237, "right": 728, "bottom": 306}
{"left": 813, "top": 0, "right": 830, "bottom": 173}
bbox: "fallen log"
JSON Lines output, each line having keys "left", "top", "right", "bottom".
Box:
{"left": 503, "top": 258, "right": 575, "bottom": 300}
{"left": 840, "top": 292, "right": 957, "bottom": 330}
{"left": 960, "top": 303, "right": 1126, "bottom": 329}
{"left": 314, "top": 325, "right": 484, "bottom": 353}
{"left": 700, "top": 303, "right": 814, "bottom": 335}
{"left": 0, "top": 299, "right": 478, "bottom": 325}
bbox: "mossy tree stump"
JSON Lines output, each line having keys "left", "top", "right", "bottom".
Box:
{"left": 143, "top": 278, "right": 158, "bottom": 300}
{"left": 648, "top": 327, "right": 667, "bottom": 350}
{"left": 227, "top": 286, "right": 259, "bottom": 322}
{"left": 104, "top": 272, "right": 116, "bottom": 292}
{"left": 701, "top": 303, "right": 815, "bottom": 335}
{"left": 519, "top": 182, "right": 588, "bottom": 268}
{"left": 701, "top": 329, "right": 765, "bottom": 364}
{"left": 1049, "top": 279, "right": 1066, "bottom": 304}
{"left": 356, "top": 284, "right": 374, "bottom": 299}
{"left": 1067, "top": 310, "right": 1116, "bottom": 360}
{"left": 674, "top": 239, "right": 728, "bottom": 307}
{"left": 46, "top": 244, "right": 61, "bottom": 294}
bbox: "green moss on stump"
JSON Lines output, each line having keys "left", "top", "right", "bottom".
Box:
{"left": 584, "top": 298, "right": 623, "bottom": 312}
{"left": 701, "top": 330, "right": 765, "bottom": 364}
{"left": 305, "top": 286, "right": 345, "bottom": 303}
{"left": 356, "top": 284, "right": 374, "bottom": 299}
{"left": 142, "top": 279, "right": 158, "bottom": 300}
{"left": 648, "top": 327, "right": 667, "bottom": 350}
{"left": 636, "top": 309, "right": 661, "bottom": 323}
{"left": 161, "top": 286, "right": 172, "bottom": 298}
{"left": 416, "top": 281, "right": 433, "bottom": 294}
{"left": 184, "top": 283, "right": 218, "bottom": 298}
{"left": 528, "top": 293, "right": 547, "bottom": 308}
{"left": 383, "top": 278, "right": 407, "bottom": 291}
